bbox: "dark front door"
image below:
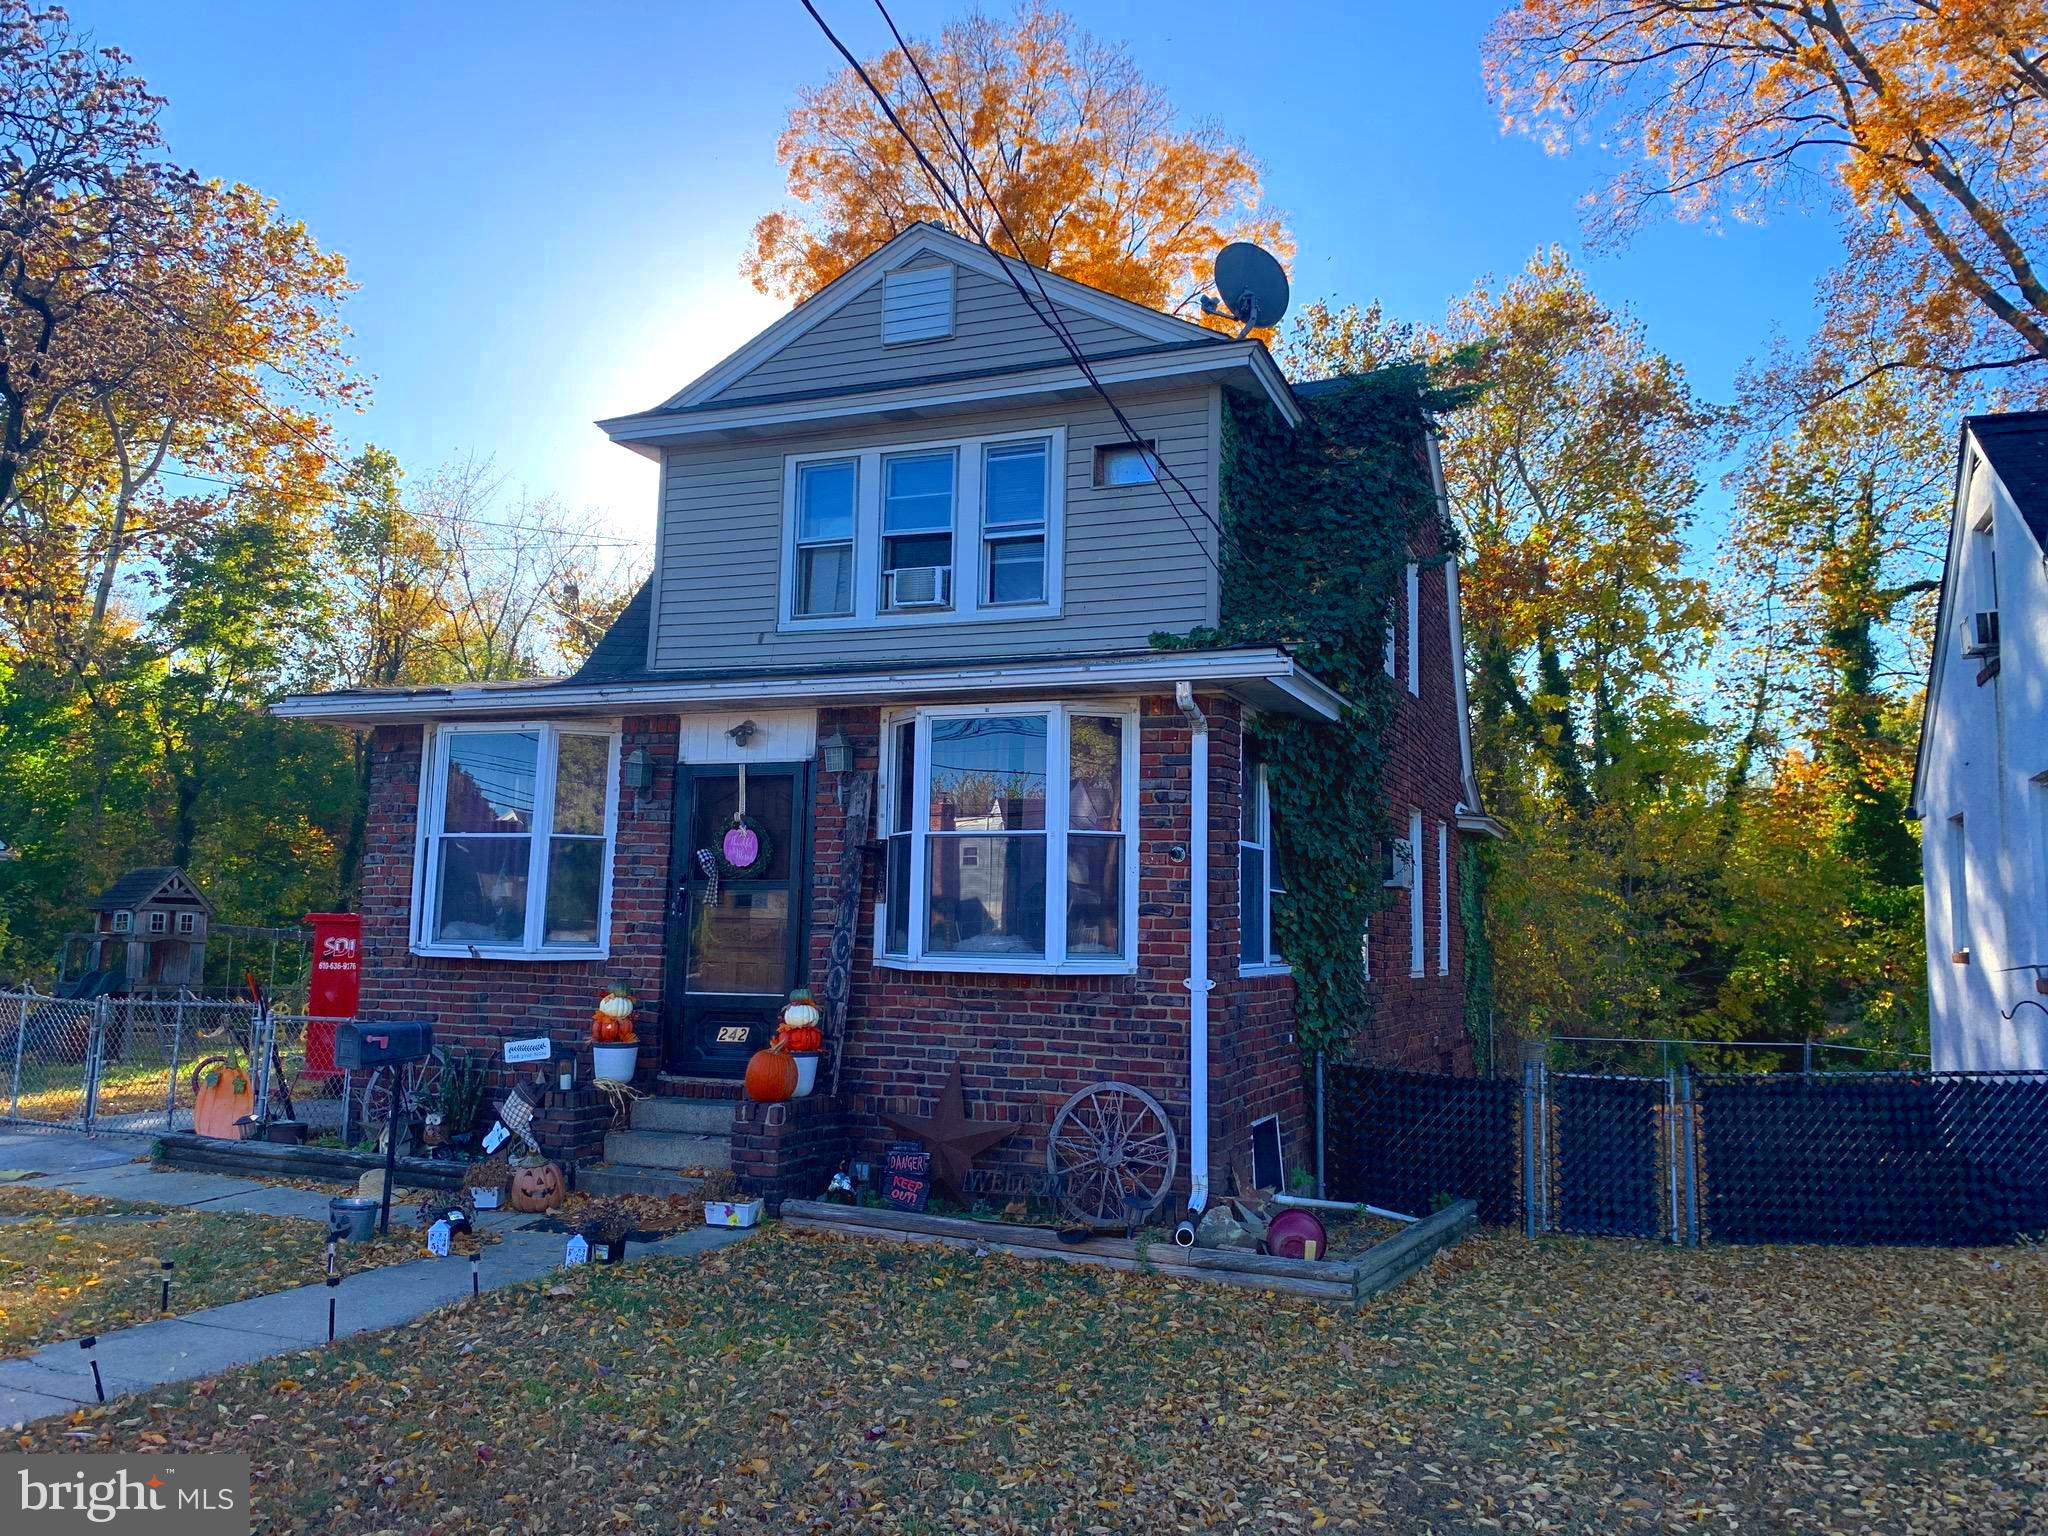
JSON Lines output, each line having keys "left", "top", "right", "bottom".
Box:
{"left": 664, "top": 762, "right": 811, "bottom": 1077}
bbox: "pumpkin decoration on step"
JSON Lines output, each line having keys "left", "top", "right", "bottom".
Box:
{"left": 591, "top": 983, "right": 638, "bottom": 1045}
{"left": 507, "top": 1158, "right": 567, "bottom": 1213}
{"left": 744, "top": 1043, "right": 799, "bottom": 1104}
{"left": 774, "top": 988, "right": 824, "bottom": 1055}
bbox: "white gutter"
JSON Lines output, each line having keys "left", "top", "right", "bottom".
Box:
{"left": 271, "top": 648, "right": 1347, "bottom": 726}
{"left": 1174, "top": 682, "right": 1214, "bottom": 1215}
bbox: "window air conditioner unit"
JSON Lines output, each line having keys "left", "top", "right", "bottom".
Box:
{"left": 1961, "top": 609, "right": 2000, "bottom": 657}
{"left": 887, "top": 565, "right": 950, "bottom": 608}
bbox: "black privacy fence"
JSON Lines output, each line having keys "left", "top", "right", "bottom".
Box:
{"left": 1319, "top": 1062, "right": 2048, "bottom": 1247}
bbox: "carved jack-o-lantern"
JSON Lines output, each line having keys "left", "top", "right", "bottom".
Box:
{"left": 507, "top": 1160, "right": 566, "bottom": 1213}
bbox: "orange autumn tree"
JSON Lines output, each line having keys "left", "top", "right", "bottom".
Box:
{"left": 1484, "top": 0, "right": 2048, "bottom": 396}
{"left": 746, "top": 1, "right": 1288, "bottom": 310}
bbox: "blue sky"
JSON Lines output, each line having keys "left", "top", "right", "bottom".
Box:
{"left": 78, "top": 1, "right": 1844, "bottom": 548}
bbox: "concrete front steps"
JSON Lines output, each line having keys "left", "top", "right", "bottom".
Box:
{"left": 580, "top": 1091, "right": 734, "bottom": 1198}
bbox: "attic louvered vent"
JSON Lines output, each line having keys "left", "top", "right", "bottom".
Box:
{"left": 882, "top": 265, "right": 954, "bottom": 344}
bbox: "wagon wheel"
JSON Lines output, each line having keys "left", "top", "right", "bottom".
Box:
{"left": 361, "top": 1048, "right": 447, "bottom": 1142}
{"left": 1045, "top": 1081, "right": 1179, "bottom": 1232}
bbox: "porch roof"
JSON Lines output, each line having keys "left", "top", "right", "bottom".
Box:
{"left": 270, "top": 645, "right": 1348, "bottom": 727}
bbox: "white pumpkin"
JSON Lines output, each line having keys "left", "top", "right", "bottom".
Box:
{"left": 781, "top": 995, "right": 820, "bottom": 1030}
{"left": 596, "top": 986, "right": 635, "bottom": 1021}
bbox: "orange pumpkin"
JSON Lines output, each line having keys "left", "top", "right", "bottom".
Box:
{"left": 745, "top": 1047, "right": 799, "bottom": 1103}
{"left": 507, "top": 1160, "right": 566, "bottom": 1212}
{"left": 778, "top": 1022, "right": 823, "bottom": 1054}
{"left": 591, "top": 1014, "right": 621, "bottom": 1044}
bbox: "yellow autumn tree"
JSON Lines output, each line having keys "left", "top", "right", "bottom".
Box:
{"left": 746, "top": 1, "right": 1289, "bottom": 310}
{"left": 1484, "top": 0, "right": 2048, "bottom": 396}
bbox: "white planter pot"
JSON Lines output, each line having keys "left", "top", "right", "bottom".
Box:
{"left": 472, "top": 1187, "right": 502, "bottom": 1210}
{"left": 704, "top": 1198, "right": 764, "bottom": 1228}
{"left": 592, "top": 1044, "right": 639, "bottom": 1084}
{"left": 792, "top": 1052, "right": 819, "bottom": 1097}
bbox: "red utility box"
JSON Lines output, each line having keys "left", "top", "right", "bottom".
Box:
{"left": 303, "top": 912, "right": 362, "bottom": 1077}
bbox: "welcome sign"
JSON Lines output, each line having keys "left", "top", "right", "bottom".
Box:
{"left": 3, "top": 1455, "right": 250, "bottom": 1535}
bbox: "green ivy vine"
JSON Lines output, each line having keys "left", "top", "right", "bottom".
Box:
{"left": 1154, "top": 366, "right": 1469, "bottom": 1061}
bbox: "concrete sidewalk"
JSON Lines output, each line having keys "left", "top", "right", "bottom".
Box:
{"left": 0, "top": 1128, "right": 753, "bottom": 1429}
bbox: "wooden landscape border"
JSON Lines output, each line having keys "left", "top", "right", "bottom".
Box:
{"left": 155, "top": 1132, "right": 466, "bottom": 1190}
{"left": 778, "top": 1197, "right": 1477, "bottom": 1306}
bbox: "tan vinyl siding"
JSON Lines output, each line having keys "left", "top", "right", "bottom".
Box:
{"left": 708, "top": 259, "right": 1180, "bottom": 404}
{"left": 650, "top": 386, "right": 1220, "bottom": 671}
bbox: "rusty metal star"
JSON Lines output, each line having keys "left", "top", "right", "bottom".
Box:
{"left": 880, "top": 1061, "right": 1017, "bottom": 1196}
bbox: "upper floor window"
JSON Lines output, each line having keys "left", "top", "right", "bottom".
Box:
{"left": 414, "top": 722, "right": 620, "bottom": 960}
{"left": 794, "top": 460, "right": 856, "bottom": 618}
{"left": 877, "top": 702, "right": 1137, "bottom": 973}
{"left": 781, "top": 428, "right": 1064, "bottom": 631}
{"left": 176, "top": 911, "right": 198, "bottom": 936}
{"left": 1094, "top": 441, "right": 1158, "bottom": 487}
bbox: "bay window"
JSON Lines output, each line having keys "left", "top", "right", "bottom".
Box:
{"left": 781, "top": 427, "right": 1064, "bottom": 630}
{"left": 415, "top": 722, "right": 620, "bottom": 958}
{"left": 878, "top": 702, "right": 1138, "bottom": 971}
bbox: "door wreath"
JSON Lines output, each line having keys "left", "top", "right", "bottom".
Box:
{"left": 711, "top": 763, "right": 774, "bottom": 879}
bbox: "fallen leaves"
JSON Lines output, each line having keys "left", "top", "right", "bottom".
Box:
{"left": 12, "top": 1227, "right": 2048, "bottom": 1533}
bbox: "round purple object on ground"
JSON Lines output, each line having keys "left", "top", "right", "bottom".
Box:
{"left": 1264, "top": 1207, "right": 1329, "bottom": 1262}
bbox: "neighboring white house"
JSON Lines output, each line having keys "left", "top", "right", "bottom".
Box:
{"left": 1911, "top": 410, "right": 2048, "bottom": 1070}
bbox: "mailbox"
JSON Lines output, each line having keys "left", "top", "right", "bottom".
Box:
{"left": 334, "top": 1020, "right": 435, "bottom": 1071}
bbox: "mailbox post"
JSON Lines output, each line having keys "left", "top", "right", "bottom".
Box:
{"left": 335, "top": 1021, "right": 435, "bottom": 1234}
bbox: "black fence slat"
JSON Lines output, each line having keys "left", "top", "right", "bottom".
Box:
{"left": 1323, "top": 1065, "right": 1520, "bottom": 1224}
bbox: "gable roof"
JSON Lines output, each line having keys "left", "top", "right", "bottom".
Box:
{"left": 1967, "top": 409, "right": 2048, "bottom": 552}
{"left": 92, "top": 867, "right": 211, "bottom": 914}
{"left": 598, "top": 223, "right": 1301, "bottom": 442}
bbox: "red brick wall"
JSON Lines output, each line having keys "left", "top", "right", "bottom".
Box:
{"left": 1364, "top": 548, "right": 1476, "bottom": 1075}
{"left": 354, "top": 715, "right": 680, "bottom": 1159}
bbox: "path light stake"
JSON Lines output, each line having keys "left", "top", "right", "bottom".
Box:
{"left": 80, "top": 1336, "right": 104, "bottom": 1403}
{"left": 470, "top": 1250, "right": 480, "bottom": 1298}
{"left": 160, "top": 1259, "right": 173, "bottom": 1314}
{"left": 326, "top": 1273, "right": 340, "bottom": 1343}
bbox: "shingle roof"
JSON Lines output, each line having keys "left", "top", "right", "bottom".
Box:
{"left": 1969, "top": 410, "right": 2048, "bottom": 551}
{"left": 567, "top": 578, "right": 654, "bottom": 684}
{"left": 91, "top": 868, "right": 186, "bottom": 912}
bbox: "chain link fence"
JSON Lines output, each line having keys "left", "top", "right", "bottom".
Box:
{"left": 1321, "top": 1060, "right": 2048, "bottom": 1246}
{"left": 0, "top": 989, "right": 364, "bottom": 1141}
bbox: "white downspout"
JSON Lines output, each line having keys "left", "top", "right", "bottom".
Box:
{"left": 1175, "top": 682, "right": 1213, "bottom": 1214}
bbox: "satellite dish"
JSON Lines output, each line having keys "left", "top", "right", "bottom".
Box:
{"left": 1202, "top": 242, "right": 1291, "bottom": 335}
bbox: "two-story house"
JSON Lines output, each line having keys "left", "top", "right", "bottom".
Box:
{"left": 276, "top": 224, "right": 1496, "bottom": 1210}
{"left": 1912, "top": 409, "right": 2048, "bottom": 1070}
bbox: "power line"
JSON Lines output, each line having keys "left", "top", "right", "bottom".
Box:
{"left": 800, "top": 0, "right": 1271, "bottom": 594}
{"left": 152, "top": 466, "right": 651, "bottom": 549}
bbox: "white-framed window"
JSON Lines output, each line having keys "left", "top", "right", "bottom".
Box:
{"left": 111, "top": 911, "right": 132, "bottom": 934}
{"left": 412, "top": 721, "right": 621, "bottom": 960}
{"left": 176, "top": 911, "right": 198, "bottom": 936}
{"left": 1948, "top": 811, "right": 1969, "bottom": 959}
{"left": 881, "top": 449, "right": 956, "bottom": 611}
{"left": 982, "top": 440, "right": 1049, "bottom": 605}
{"left": 1240, "top": 735, "right": 1287, "bottom": 974}
{"left": 876, "top": 700, "right": 1138, "bottom": 974}
{"left": 780, "top": 427, "right": 1065, "bottom": 631}
{"left": 146, "top": 910, "right": 167, "bottom": 935}
{"left": 1409, "top": 807, "right": 1426, "bottom": 976}
{"left": 792, "top": 458, "right": 857, "bottom": 618}
{"left": 1436, "top": 819, "right": 1450, "bottom": 976}
{"left": 1384, "top": 586, "right": 1397, "bottom": 678}
{"left": 1405, "top": 561, "right": 1421, "bottom": 696}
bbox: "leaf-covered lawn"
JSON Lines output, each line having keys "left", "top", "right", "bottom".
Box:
{"left": 14, "top": 1227, "right": 2048, "bottom": 1533}
{"left": 0, "top": 1185, "right": 424, "bottom": 1355}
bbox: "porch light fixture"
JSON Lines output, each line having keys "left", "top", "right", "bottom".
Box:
{"left": 820, "top": 729, "right": 854, "bottom": 775}
{"left": 623, "top": 748, "right": 653, "bottom": 792}
{"left": 726, "top": 719, "right": 759, "bottom": 747}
